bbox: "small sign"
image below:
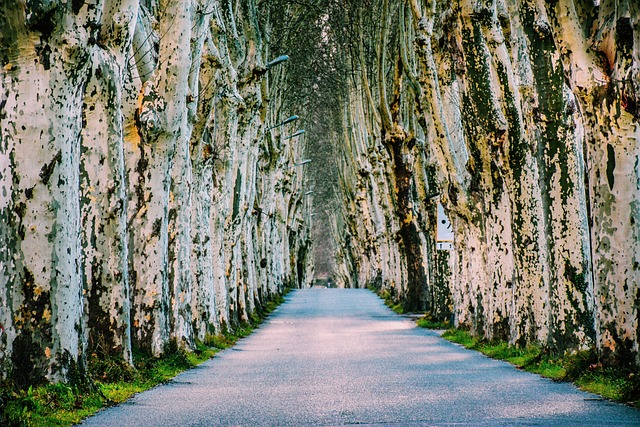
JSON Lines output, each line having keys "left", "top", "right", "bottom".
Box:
{"left": 437, "top": 203, "right": 453, "bottom": 250}
{"left": 436, "top": 242, "right": 453, "bottom": 251}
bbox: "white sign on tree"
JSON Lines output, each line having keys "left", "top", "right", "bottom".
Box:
{"left": 437, "top": 203, "right": 453, "bottom": 251}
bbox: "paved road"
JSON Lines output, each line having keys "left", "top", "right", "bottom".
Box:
{"left": 81, "top": 289, "right": 640, "bottom": 426}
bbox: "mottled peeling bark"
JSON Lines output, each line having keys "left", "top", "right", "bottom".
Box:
{"left": 333, "top": 0, "right": 640, "bottom": 367}
{"left": 1, "top": 0, "right": 312, "bottom": 386}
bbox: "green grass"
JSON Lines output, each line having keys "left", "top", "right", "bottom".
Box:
{"left": 430, "top": 327, "right": 640, "bottom": 407}
{"left": 371, "top": 287, "right": 405, "bottom": 314}
{"left": 1, "top": 340, "right": 219, "bottom": 427}
{"left": 1, "top": 291, "right": 289, "bottom": 427}
{"left": 416, "top": 314, "right": 451, "bottom": 330}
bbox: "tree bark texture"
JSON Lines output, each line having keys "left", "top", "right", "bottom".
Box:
{"left": 2, "top": 0, "right": 639, "bottom": 387}
{"left": 0, "top": 0, "right": 312, "bottom": 386}
{"left": 333, "top": 0, "right": 640, "bottom": 367}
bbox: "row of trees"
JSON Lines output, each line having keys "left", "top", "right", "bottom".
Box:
{"left": 0, "top": 0, "right": 313, "bottom": 387}
{"left": 328, "top": 0, "right": 640, "bottom": 368}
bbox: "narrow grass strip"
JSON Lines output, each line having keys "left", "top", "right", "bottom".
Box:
{"left": 1, "top": 292, "right": 288, "bottom": 427}
{"left": 419, "top": 325, "right": 640, "bottom": 408}
{"left": 368, "top": 286, "right": 405, "bottom": 314}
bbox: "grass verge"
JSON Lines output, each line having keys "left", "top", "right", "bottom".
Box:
{"left": 369, "top": 287, "right": 405, "bottom": 314}
{"left": 416, "top": 314, "right": 451, "bottom": 330}
{"left": 1, "top": 292, "right": 288, "bottom": 427}
{"left": 421, "top": 326, "right": 640, "bottom": 408}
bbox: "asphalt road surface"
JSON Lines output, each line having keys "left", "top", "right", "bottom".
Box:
{"left": 80, "top": 288, "right": 640, "bottom": 426}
